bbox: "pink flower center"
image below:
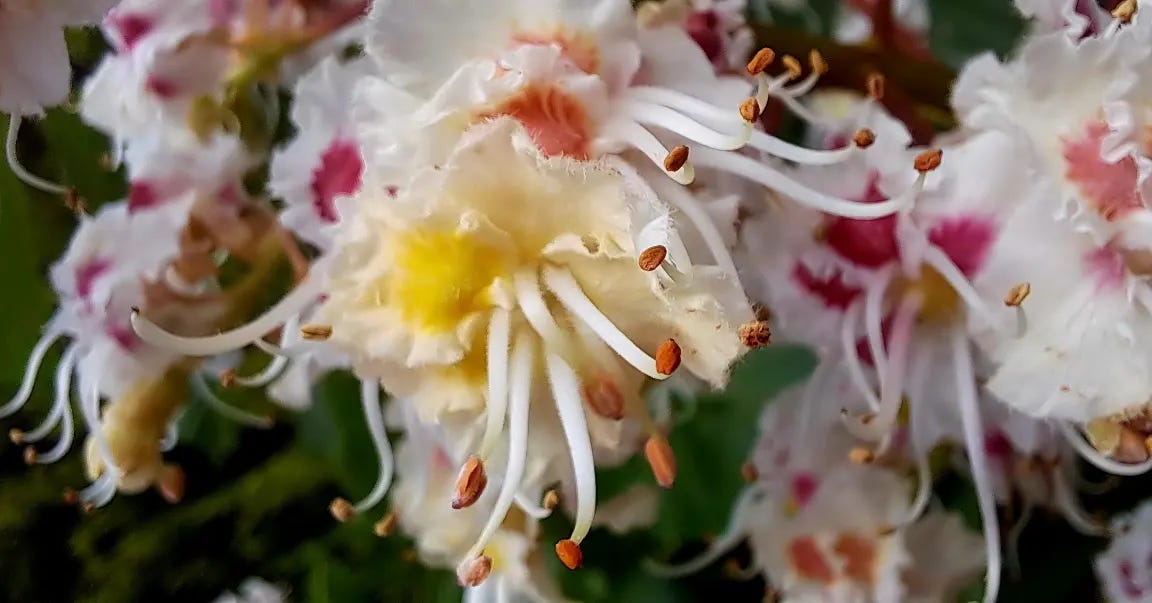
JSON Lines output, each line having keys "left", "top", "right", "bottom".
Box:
{"left": 685, "top": 10, "right": 724, "bottom": 64}
{"left": 1063, "top": 120, "right": 1143, "bottom": 221}
{"left": 984, "top": 429, "right": 1014, "bottom": 459}
{"left": 1084, "top": 246, "right": 1127, "bottom": 291}
{"left": 824, "top": 173, "right": 900, "bottom": 268}
{"left": 792, "top": 263, "right": 862, "bottom": 310}
{"left": 107, "top": 13, "right": 153, "bottom": 52}
{"left": 145, "top": 75, "right": 179, "bottom": 99}
{"left": 478, "top": 85, "right": 593, "bottom": 160}
{"left": 75, "top": 258, "right": 112, "bottom": 301}
{"left": 790, "top": 473, "right": 818, "bottom": 508}
{"left": 927, "top": 216, "right": 996, "bottom": 277}
{"left": 309, "top": 138, "right": 363, "bottom": 223}
{"left": 128, "top": 181, "right": 160, "bottom": 213}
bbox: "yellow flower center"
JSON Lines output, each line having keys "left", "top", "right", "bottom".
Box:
{"left": 894, "top": 265, "right": 961, "bottom": 324}
{"left": 382, "top": 227, "right": 513, "bottom": 332}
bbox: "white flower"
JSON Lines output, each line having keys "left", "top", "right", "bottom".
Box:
{"left": 270, "top": 56, "right": 375, "bottom": 251}
{"left": 213, "top": 577, "right": 290, "bottom": 603}
{"left": 0, "top": 0, "right": 116, "bottom": 115}
{"left": 1096, "top": 500, "right": 1152, "bottom": 603}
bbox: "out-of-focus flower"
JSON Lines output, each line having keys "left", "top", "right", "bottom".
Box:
{"left": 1097, "top": 500, "right": 1152, "bottom": 602}
{"left": 213, "top": 577, "right": 289, "bottom": 603}
{"left": 0, "top": 0, "right": 116, "bottom": 115}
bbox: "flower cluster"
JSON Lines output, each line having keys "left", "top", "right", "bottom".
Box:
{"left": 6, "top": 0, "right": 1152, "bottom": 601}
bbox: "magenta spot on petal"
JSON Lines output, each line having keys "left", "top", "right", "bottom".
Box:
{"left": 854, "top": 317, "right": 893, "bottom": 368}
{"left": 1119, "top": 560, "right": 1144, "bottom": 598}
{"left": 685, "top": 10, "right": 724, "bottom": 64}
{"left": 209, "top": 0, "right": 238, "bottom": 27}
{"left": 792, "top": 263, "right": 862, "bottom": 310}
{"left": 1084, "top": 246, "right": 1126, "bottom": 291}
{"left": 432, "top": 447, "right": 454, "bottom": 472}
{"left": 927, "top": 216, "right": 997, "bottom": 277}
{"left": 1063, "top": 121, "right": 1143, "bottom": 221}
{"left": 107, "top": 13, "right": 153, "bottom": 51}
{"left": 145, "top": 76, "right": 179, "bottom": 99}
{"left": 824, "top": 172, "right": 901, "bottom": 268}
{"left": 218, "top": 184, "right": 244, "bottom": 206}
{"left": 790, "top": 473, "right": 818, "bottom": 508}
{"left": 106, "top": 322, "right": 140, "bottom": 353}
{"left": 984, "top": 429, "right": 1014, "bottom": 459}
{"left": 310, "top": 139, "right": 363, "bottom": 224}
{"left": 386, "top": 185, "right": 399, "bottom": 198}
{"left": 128, "top": 181, "right": 160, "bottom": 213}
{"left": 75, "top": 259, "right": 112, "bottom": 301}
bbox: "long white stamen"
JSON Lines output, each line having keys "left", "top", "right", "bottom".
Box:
{"left": 614, "top": 120, "right": 695, "bottom": 184}
{"left": 1006, "top": 503, "right": 1032, "bottom": 579}
{"left": 513, "top": 270, "right": 568, "bottom": 352}
{"left": 465, "top": 332, "right": 533, "bottom": 559}
{"left": 130, "top": 276, "right": 324, "bottom": 356}
{"left": 625, "top": 100, "right": 748, "bottom": 150}
{"left": 353, "top": 379, "right": 394, "bottom": 513}
{"left": 950, "top": 327, "right": 1002, "bottom": 603}
{"left": 1, "top": 329, "right": 62, "bottom": 418}
{"left": 80, "top": 377, "right": 116, "bottom": 476}
{"left": 647, "top": 485, "right": 763, "bottom": 576}
{"left": 625, "top": 87, "right": 857, "bottom": 166}
{"left": 840, "top": 301, "right": 881, "bottom": 411}
{"left": 1050, "top": 468, "right": 1107, "bottom": 535}
{"left": 22, "top": 343, "right": 78, "bottom": 443}
{"left": 191, "top": 372, "right": 273, "bottom": 428}
{"left": 236, "top": 314, "right": 299, "bottom": 386}
{"left": 160, "top": 418, "right": 178, "bottom": 453}
{"left": 649, "top": 175, "right": 743, "bottom": 287}
{"left": 30, "top": 345, "right": 79, "bottom": 464}
{"left": 864, "top": 268, "right": 894, "bottom": 386}
{"left": 5, "top": 116, "right": 69, "bottom": 195}
{"left": 845, "top": 292, "right": 920, "bottom": 441}
{"left": 542, "top": 265, "right": 668, "bottom": 380}
{"left": 80, "top": 471, "right": 118, "bottom": 507}
{"left": 514, "top": 492, "right": 553, "bottom": 519}
{"left": 480, "top": 309, "right": 511, "bottom": 459}
{"left": 1058, "top": 421, "right": 1152, "bottom": 475}
{"left": 692, "top": 147, "right": 915, "bottom": 219}
{"left": 921, "top": 246, "right": 1004, "bottom": 331}
{"left": 545, "top": 352, "right": 597, "bottom": 543}
{"left": 900, "top": 341, "right": 933, "bottom": 525}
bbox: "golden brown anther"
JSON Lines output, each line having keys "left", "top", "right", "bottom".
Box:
{"left": 739, "top": 321, "right": 772, "bottom": 349}
{"left": 543, "top": 489, "right": 561, "bottom": 511}
{"left": 9, "top": 428, "right": 23, "bottom": 445}
{"left": 81, "top": 502, "right": 97, "bottom": 515}
{"left": 218, "top": 368, "right": 237, "bottom": 388}
{"left": 852, "top": 128, "right": 876, "bottom": 149}
{"left": 555, "top": 539, "right": 584, "bottom": 570}
{"left": 1114, "top": 427, "right": 1150, "bottom": 463}
{"left": 645, "top": 435, "right": 678, "bottom": 488}
{"left": 23, "top": 447, "right": 36, "bottom": 465}
{"left": 157, "top": 465, "right": 185, "bottom": 504}
{"left": 329, "top": 497, "right": 355, "bottom": 522}
{"left": 746, "top": 47, "right": 776, "bottom": 76}
{"left": 663, "top": 145, "right": 690, "bottom": 173}
{"left": 781, "top": 54, "right": 802, "bottom": 80}
{"left": 638, "top": 245, "right": 668, "bottom": 272}
{"left": 655, "top": 339, "right": 682, "bottom": 375}
{"left": 848, "top": 446, "right": 875, "bottom": 464}
{"left": 914, "top": 149, "right": 943, "bottom": 173}
{"left": 63, "top": 488, "right": 79, "bottom": 506}
{"left": 866, "top": 73, "right": 885, "bottom": 100}
{"left": 374, "top": 511, "right": 398, "bottom": 537}
{"left": 1004, "top": 283, "right": 1031, "bottom": 307}
{"left": 1113, "top": 0, "right": 1137, "bottom": 22}
{"left": 457, "top": 555, "right": 493, "bottom": 587}
{"left": 300, "top": 324, "right": 333, "bottom": 341}
{"left": 452, "top": 455, "right": 488, "bottom": 509}
{"left": 582, "top": 378, "right": 626, "bottom": 420}
{"left": 741, "top": 461, "right": 759, "bottom": 483}
{"left": 65, "top": 188, "right": 88, "bottom": 215}
{"left": 739, "top": 97, "right": 761, "bottom": 123}
{"left": 808, "top": 49, "right": 828, "bottom": 75}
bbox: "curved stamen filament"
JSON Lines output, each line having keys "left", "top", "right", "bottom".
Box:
{"left": 236, "top": 314, "right": 299, "bottom": 386}
{"left": 21, "top": 343, "right": 79, "bottom": 443}
{"left": 921, "top": 246, "right": 1004, "bottom": 331}
{"left": 840, "top": 301, "right": 881, "bottom": 411}
{"left": 191, "top": 372, "right": 273, "bottom": 428}
{"left": 353, "top": 379, "right": 395, "bottom": 514}
{"left": 479, "top": 309, "right": 511, "bottom": 460}
{"left": 845, "top": 292, "right": 921, "bottom": 441}
{"left": 465, "top": 332, "right": 533, "bottom": 560}
{"left": 5, "top": 116, "right": 70, "bottom": 196}
{"left": 1006, "top": 502, "right": 1032, "bottom": 579}
{"left": 80, "top": 471, "right": 118, "bottom": 508}
{"left": 1050, "top": 468, "right": 1107, "bottom": 535}
{"left": 542, "top": 265, "right": 668, "bottom": 380}
{"left": 950, "top": 327, "right": 1002, "bottom": 603}
{"left": 545, "top": 352, "right": 597, "bottom": 544}
{"left": 647, "top": 484, "right": 763, "bottom": 577}
{"left": 514, "top": 492, "right": 553, "bottom": 519}
{"left": 131, "top": 276, "right": 325, "bottom": 356}
{"left": 29, "top": 345, "right": 79, "bottom": 465}
{"left": 160, "top": 419, "right": 179, "bottom": 453}
{"left": 864, "top": 268, "right": 894, "bottom": 387}
{"left": 626, "top": 100, "right": 748, "bottom": 151}
{"left": 614, "top": 120, "right": 695, "bottom": 185}
{"left": 1, "top": 329, "right": 62, "bottom": 418}
{"left": 513, "top": 270, "right": 568, "bottom": 352}
{"left": 649, "top": 175, "right": 743, "bottom": 288}
{"left": 692, "top": 147, "right": 915, "bottom": 219}
{"left": 1058, "top": 421, "right": 1152, "bottom": 476}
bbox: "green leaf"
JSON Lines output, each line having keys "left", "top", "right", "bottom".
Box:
{"left": 295, "top": 372, "right": 381, "bottom": 494}
{"left": 926, "top": 0, "right": 1026, "bottom": 68}
{"left": 178, "top": 391, "right": 243, "bottom": 464}
{"left": 38, "top": 109, "right": 126, "bottom": 207}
